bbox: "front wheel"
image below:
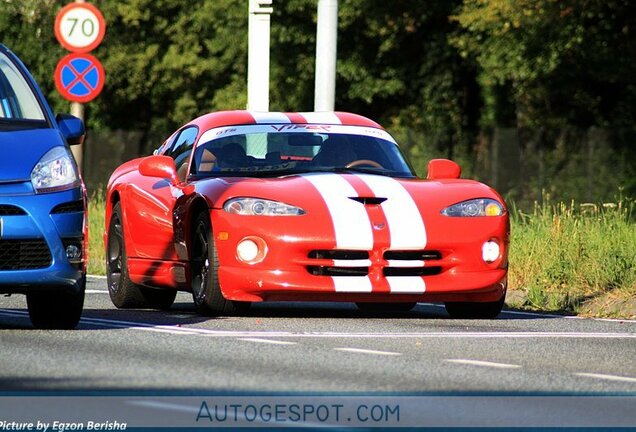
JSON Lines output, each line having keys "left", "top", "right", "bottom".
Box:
{"left": 191, "top": 212, "right": 249, "bottom": 316}
{"left": 27, "top": 277, "right": 85, "bottom": 329}
{"left": 444, "top": 294, "right": 506, "bottom": 319}
{"left": 107, "top": 202, "right": 146, "bottom": 308}
{"left": 107, "top": 202, "right": 177, "bottom": 310}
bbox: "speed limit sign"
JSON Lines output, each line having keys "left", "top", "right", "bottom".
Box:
{"left": 54, "top": 3, "right": 106, "bottom": 53}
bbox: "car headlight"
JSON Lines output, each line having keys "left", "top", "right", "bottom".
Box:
{"left": 442, "top": 198, "right": 504, "bottom": 217}
{"left": 31, "top": 146, "right": 80, "bottom": 193}
{"left": 224, "top": 198, "right": 305, "bottom": 216}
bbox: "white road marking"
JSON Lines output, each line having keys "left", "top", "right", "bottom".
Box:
{"left": 1, "top": 309, "right": 635, "bottom": 339}
{"left": 238, "top": 338, "right": 297, "bottom": 345}
{"left": 446, "top": 359, "right": 521, "bottom": 369}
{"left": 575, "top": 373, "right": 636, "bottom": 383}
{"left": 335, "top": 347, "right": 402, "bottom": 356}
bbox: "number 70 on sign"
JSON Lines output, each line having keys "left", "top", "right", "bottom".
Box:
{"left": 54, "top": 2, "right": 106, "bottom": 53}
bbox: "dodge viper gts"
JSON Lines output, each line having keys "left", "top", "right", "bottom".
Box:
{"left": 0, "top": 44, "right": 87, "bottom": 329}
{"left": 105, "top": 110, "right": 509, "bottom": 318}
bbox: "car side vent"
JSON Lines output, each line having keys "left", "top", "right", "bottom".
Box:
{"left": 349, "top": 197, "right": 387, "bottom": 205}
{"left": 0, "top": 205, "right": 26, "bottom": 216}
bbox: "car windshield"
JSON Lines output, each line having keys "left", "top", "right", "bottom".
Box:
{"left": 0, "top": 51, "right": 46, "bottom": 129}
{"left": 190, "top": 124, "right": 415, "bottom": 178}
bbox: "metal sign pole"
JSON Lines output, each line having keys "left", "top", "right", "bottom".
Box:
{"left": 314, "top": 0, "right": 338, "bottom": 112}
{"left": 70, "top": 102, "right": 84, "bottom": 171}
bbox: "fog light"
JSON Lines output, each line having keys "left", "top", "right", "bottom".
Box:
{"left": 236, "top": 237, "right": 267, "bottom": 264}
{"left": 482, "top": 240, "right": 500, "bottom": 263}
{"left": 66, "top": 244, "right": 82, "bottom": 262}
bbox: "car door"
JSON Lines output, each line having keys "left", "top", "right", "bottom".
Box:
{"left": 125, "top": 126, "right": 198, "bottom": 261}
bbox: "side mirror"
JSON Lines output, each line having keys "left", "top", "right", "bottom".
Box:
{"left": 427, "top": 159, "right": 461, "bottom": 180}
{"left": 139, "top": 155, "right": 179, "bottom": 185}
{"left": 56, "top": 113, "right": 85, "bottom": 146}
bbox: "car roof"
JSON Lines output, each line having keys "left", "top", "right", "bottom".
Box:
{"left": 185, "top": 110, "right": 384, "bottom": 131}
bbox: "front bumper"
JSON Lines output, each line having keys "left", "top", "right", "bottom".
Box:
{"left": 211, "top": 210, "right": 509, "bottom": 303}
{"left": 0, "top": 184, "right": 86, "bottom": 294}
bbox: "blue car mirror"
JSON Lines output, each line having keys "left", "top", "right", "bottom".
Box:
{"left": 56, "top": 113, "right": 85, "bottom": 146}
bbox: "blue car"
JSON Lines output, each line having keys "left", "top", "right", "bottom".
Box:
{"left": 0, "top": 44, "right": 86, "bottom": 329}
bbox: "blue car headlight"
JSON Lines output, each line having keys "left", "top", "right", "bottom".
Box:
{"left": 224, "top": 198, "right": 305, "bottom": 216}
{"left": 31, "top": 146, "right": 80, "bottom": 193}
{"left": 442, "top": 198, "right": 504, "bottom": 217}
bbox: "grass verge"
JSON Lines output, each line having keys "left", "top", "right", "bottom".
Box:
{"left": 508, "top": 196, "right": 635, "bottom": 318}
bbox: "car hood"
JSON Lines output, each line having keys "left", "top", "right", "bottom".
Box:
{"left": 196, "top": 172, "right": 503, "bottom": 216}
{"left": 194, "top": 172, "right": 505, "bottom": 251}
{"left": 0, "top": 128, "right": 66, "bottom": 182}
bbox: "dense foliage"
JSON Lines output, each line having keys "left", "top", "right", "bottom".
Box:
{"left": 1, "top": 0, "right": 634, "bottom": 202}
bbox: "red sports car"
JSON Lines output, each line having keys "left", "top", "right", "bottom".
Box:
{"left": 104, "top": 111, "right": 509, "bottom": 318}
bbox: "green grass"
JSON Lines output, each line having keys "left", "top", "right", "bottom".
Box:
{"left": 508, "top": 195, "right": 636, "bottom": 315}
{"left": 86, "top": 193, "right": 636, "bottom": 317}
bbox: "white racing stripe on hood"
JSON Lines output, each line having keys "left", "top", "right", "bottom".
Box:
{"left": 357, "top": 174, "right": 427, "bottom": 294}
{"left": 356, "top": 174, "right": 427, "bottom": 250}
{"left": 303, "top": 174, "right": 373, "bottom": 250}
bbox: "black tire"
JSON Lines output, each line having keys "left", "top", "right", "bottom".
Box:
{"left": 106, "top": 202, "right": 146, "bottom": 308}
{"left": 190, "top": 212, "right": 249, "bottom": 316}
{"left": 444, "top": 294, "right": 506, "bottom": 319}
{"left": 27, "top": 277, "right": 85, "bottom": 329}
{"left": 107, "top": 202, "right": 178, "bottom": 310}
{"left": 356, "top": 302, "right": 416, "bottom": 312}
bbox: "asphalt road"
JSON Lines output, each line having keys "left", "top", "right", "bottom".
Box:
{"left": 1, "top": 276, "right": 635, "bottom": 394}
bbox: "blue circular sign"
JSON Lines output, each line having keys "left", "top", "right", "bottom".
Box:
{"left": 55, "top": 53, "right": 105, "bottom": 103}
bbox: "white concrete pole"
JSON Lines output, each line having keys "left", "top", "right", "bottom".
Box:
{"left": 247, "top": 0, "right": 273, "bottom": 112}
{"left": 314, "top": 0, "right": 338, "bottom": 112}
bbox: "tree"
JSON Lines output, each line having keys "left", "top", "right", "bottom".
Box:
{"left": 452, "top": 0, "right": 636, "bottom": 129}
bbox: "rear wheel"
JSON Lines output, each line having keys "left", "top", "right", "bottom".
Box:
{"left": 444, "top": 294, "right": 505, "bottom": 319}
{"left": 191, "top": 212, "right": 249, "bottom": 316}
{"left": 27, "top": 277, "right": 85, "bottom": 329}
{"left": 356, "top": 302, "right": 416, "bottom": 312}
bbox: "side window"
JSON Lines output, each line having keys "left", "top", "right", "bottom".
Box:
{"left": 165, "top": 126, "right": 198, "bottom": 181}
